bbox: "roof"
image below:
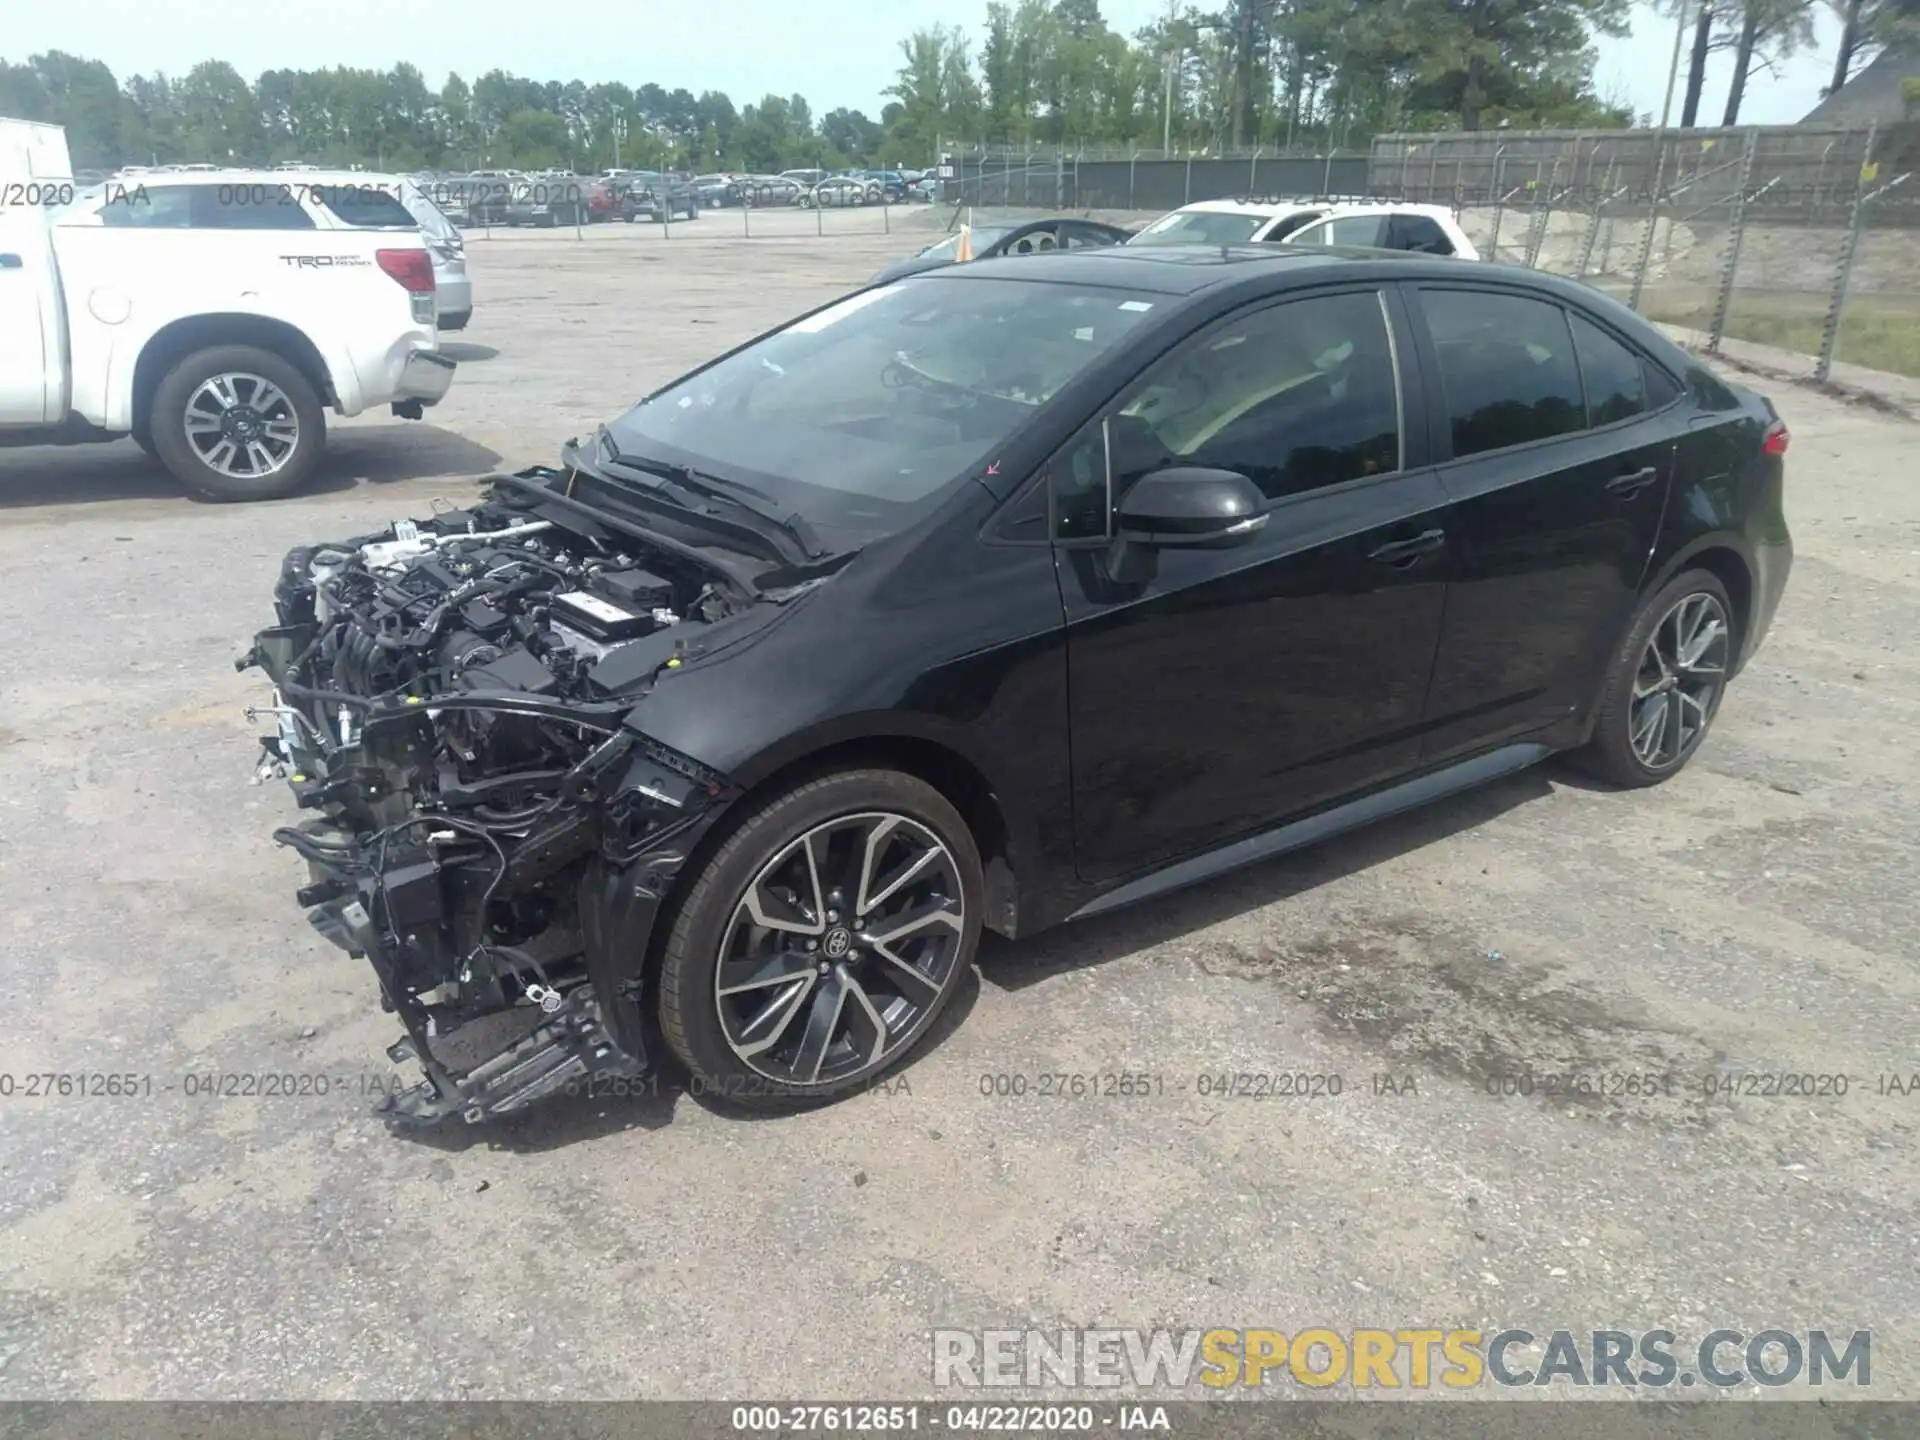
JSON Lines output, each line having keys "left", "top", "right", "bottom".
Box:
{"left": 1163, "top": 197, "right": 1327, "bottom": 218}
{"left": 105, "top": 166, "right": 415, "bottom": 188}
{"left": 920, "top": 243, "right": 1640, "bottom": 309}
{"left": 1802, "top": 44, "right": 1920, "bottom": 126}
{"left": 929, "top": 244, "right": 1435, "bottom": 295}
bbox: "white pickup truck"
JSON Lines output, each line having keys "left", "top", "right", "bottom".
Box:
{"left": 0, "top": 170, "right": 456, "bottom": 500}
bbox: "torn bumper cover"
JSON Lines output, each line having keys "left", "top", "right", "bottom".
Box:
{"left": 273, "top": 729, "right": 725, "bottom": 1125}
{"left": 237, "top": 483, "right": 744, "bottom": 1124}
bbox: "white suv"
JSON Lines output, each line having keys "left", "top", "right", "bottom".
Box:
{"left": 1283, "top": 203, "right": 1479, "bottom": 259}
{"left": 0, "top": 170, "right": 455, "bottom": 500}
{"left": 1129, "top": 198, "right": 1479, "bottom": 259}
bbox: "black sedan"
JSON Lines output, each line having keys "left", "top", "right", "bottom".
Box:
{"left": 244, "top": 247, "right": 1792, "bottom": 1123}
{"left": 870, "top": 217, "right": 1135, "bottom": 283}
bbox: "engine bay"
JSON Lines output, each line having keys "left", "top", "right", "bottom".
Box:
{"left": 237, "top": 470, "right": 762, "bottom": 1123}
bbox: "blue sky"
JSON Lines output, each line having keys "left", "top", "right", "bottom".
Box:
{"left": 9, "top": 0, "right": 1839, "bottom": 129}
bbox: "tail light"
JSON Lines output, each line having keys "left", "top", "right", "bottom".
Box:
{"left": 376, "top": 248, "right": 435, "bottom": 293}
{"left": 377, "top": 248, "right": 437, "bottom": 325}
{"left": 1762, "top": 420, "right": 1790, "bottom": 456}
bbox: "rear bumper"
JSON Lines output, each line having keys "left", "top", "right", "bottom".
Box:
{"left": 394, "top": 350, "right": 456, "bottom": 407}
{"left": 435, "top": 272, "right": 473, "bottom": 318}
{"left": 1741, "top": 535, "right": 1793, "bottom": 672}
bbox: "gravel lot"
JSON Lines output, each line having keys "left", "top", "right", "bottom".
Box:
{"left": 2, "top": 219, "right": 1917, "bottom": 1402}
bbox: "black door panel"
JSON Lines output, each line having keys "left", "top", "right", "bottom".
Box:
{"left": 1062, "top": 470, "right": 1455, "bottom": 883}
{"left": 1419, "top": 428, "right": 1676, "bottom": 758}
{"left": 1407, "top": 286, "right": 1682, "bottom": 761}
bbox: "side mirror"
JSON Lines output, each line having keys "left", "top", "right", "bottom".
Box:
{"left": 1114, "top": 467, "right": 1267, "bottom": 549}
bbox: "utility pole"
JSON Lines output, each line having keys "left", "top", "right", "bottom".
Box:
{"left": 1162, "top": 0, "right": 1180, "bottom": 154}
{"left": 1659, "top": 0, "right": 1689, "bottom": 128}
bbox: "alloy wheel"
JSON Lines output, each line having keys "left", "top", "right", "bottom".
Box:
{"left": 715, "top": 811, "right": 965, "bottom": 1086}
{"left": 1630, "top": 591, "right": 1730, "bottom": 771}
{"left": 184, "top": 373, "right": 299, "bottom": 478}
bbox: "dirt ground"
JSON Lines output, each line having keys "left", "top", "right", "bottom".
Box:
{"left": 1, "top": 217, "right": 1917, "bottom": 1401}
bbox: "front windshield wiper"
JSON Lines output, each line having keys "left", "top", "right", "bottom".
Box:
{"left": 596, "top": 426, "right": 827, "bottom": 562}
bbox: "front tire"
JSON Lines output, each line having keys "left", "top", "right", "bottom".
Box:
{"left": 1574, "top": 568, "right": 1735, "bottom": 788}
{"left": 148, "top": 344, "right": 324, "bottom": 502}
{"left": 658, "top": 769, "right": 983, "bottom": 1111}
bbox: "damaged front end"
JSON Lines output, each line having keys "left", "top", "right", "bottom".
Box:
{"left": 238, "top": 467, "right": 749, "bottom": 1124}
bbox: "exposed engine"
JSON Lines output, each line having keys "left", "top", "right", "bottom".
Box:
{"left": 238, "top": 471, "right": 759, "bottom": 1124}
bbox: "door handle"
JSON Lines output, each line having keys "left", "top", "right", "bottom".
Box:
{"left": 1606, "top": 465, "right": 1660, "bottom": 496}
{"left": 0, "top": 254, "right": 22, "bottom": 270}
{"left": 1367, "top": 528, "right": 1446, "bottom": 566}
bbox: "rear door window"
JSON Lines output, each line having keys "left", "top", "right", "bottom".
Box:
{"left": 1419, "top": 289, "right": 1586, "bottom": 458}
{"left": 1259, "top": 210, "right": 1326, "bottom": 241}
{"left": 1292, "top": 214, "right": 1393, "bottom": 248}
{"left": 97, "top": 185, "right": 195, "bottom": 228}
{"left": 192, "top": 185, "right": 317, "bottom": 230}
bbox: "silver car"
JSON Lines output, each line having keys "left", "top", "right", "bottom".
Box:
{"left": 394, "top": 178, "right": 472, "bottom": 330}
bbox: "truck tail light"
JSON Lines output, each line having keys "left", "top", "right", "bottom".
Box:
{"left": 376, "top": 248, "right": 435, "bottom": 293}
{"left": 1762, "top": 420, "right": 1790, "bottom": 456}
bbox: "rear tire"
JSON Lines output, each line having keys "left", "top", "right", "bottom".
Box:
{"left": 658, "top": 769, "right": 983, "bottom": 1112}
{"left": 1572, "top": 568, "right": 1736, "bottom": 788}
{"left": 148, "top": 344, "right": 325, "bottom": 502}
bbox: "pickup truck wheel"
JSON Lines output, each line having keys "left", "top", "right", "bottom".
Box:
{"left": 658, "top": 769, "right": 983, "bottom": 1112}
{"left": 149, "top": 345, "right": 324, "bottom": 502}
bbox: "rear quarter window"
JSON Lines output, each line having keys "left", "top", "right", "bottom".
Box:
{"left": 316, "top": 185, "right": 418, "bottom": 229}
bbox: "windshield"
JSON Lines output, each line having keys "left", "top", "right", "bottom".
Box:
{"left": 917, "top": 226, "right": 1014, "bottom": 261}
{"left": 1129, "top": 210, "right": 1269, "bottom": 246}
{"left": 606, "top": 276, "right": 1158, "bottom": 540}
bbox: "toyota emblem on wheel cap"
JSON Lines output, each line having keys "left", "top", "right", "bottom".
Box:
{"left": 822, "top": 927, "right": 854, "bottom": 959}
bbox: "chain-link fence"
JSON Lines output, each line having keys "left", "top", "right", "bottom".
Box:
{"left": 947, "top": 147, "right": 1370, "bottom": 213}
{"left": 1372, "top": 125, "right": 1920, "bottom": 384}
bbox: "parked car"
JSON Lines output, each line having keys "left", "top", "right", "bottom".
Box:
{"left": 302, "top": 171, "right": 474, "bottom": 332}
{"left": 1281, "top": 203, "right": 1479, "bottom": 258}
{"left": 801, "top": 175, "right": 875, "bottom": 208}
{"left": 870, "top": 217, "right": 1134, "bottom": 282}
{"left": 1129, "top": 197, "right": 1478, "bottom": 258}
{"left": 692, "top": 174, "right": 742, "bottom": 208}
{"left": 859, "top": 169, "right": 911, "bottom": 202}
{"left": 780, "top": 168, "right": 829, "bottom": 189}
{"left": 739, "top": 174, "right": 804, "bottom": 206}
{"left": 584, "top": 180, "right": 623, "bottom": 222}
{"left": 1, "top": 171, "right": 454, "bottom": 500}
{"left": 619, "top": 171, "right": 701, "bottom": 222}
{"left": 240, "top": 246, "right": 1790, "bottom": 1123}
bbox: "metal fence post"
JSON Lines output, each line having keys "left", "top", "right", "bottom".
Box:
{"left": 1322, "top": 151, "right": 1334, "bottom": 193}
{"left": 1129, "top": 150, "right": 1137, "bottom": 209}
{"left": 1817, "top": 125, "right": 1903, "bottom": 383}
{"left": 1185, "top": 154, "right": 1193, "bottom": 205}
{"left": 1629, "top": 133, "right": 1673, "bottom": 313}
{"left": 1427, "top": 143, "right": 1440, "bottom": 203}
{"left": 1574, "top": 160, "right": 1616, "bottom": 279}
{"left": 1707, "top": 130, "right": 1760, "bottom": 354}
{"left": 1487, "top": 154, "right": 1508, "bottom": 260}
{"left": 1524, "top": 158, "right": 1557, "bottom": 269}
